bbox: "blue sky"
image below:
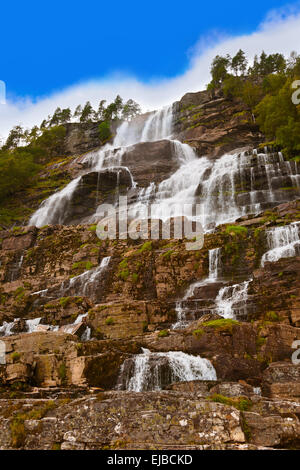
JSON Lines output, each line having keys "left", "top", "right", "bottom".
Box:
{"left": 0, "top": 0, "right": 295, "bottom": 100}
{"left": 0, "top": 1, "right": 300, "bottom": 137}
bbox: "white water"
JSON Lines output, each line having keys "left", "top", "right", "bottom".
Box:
{"left": 215, "top": 280, "right": 251, "bottom": 319}
{"left": 209, "top": 248, "right": 222, "bottom": 281}
{"left": 118, "top": 348, "right": 217, "bottom": 392}
{"left": 261, "top": 222, "right": 300, "bottom": 267}
{"left": 60, "top": 256, "right": 111, "bottom": 297}
{"left": 29, "top": 101, "right": 300, "bottom": 231}
{"left": 172, "top": 248, "right": 222, "bottom": 329}
{"left": 0, "top": 317, "right": 42, "bottom": 336}
{"left": 29, "top": 106, "right": 174, "bottom": 227}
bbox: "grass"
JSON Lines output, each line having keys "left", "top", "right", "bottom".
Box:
{"left": 225, "top": 225, "right": 248, "bottom": 237}
{"left": 208, "top": 394, "right": 253, "bottom": 411}
{"left": 202, "top": 318, "right": 239, "bottom": 333}
{"left": 10, "top": 401, "right": 56, "bottom": 448}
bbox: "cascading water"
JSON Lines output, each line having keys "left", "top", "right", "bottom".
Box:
{"left": 261, "top": 222, "right": 300, "bottom": 266}
{"left": 172, "top": 248, "right": 222, "bottom": 329}
{"left": 116, "top": 348, "right": 217, "bottom": 392}
{"left": 145, "top": 150, "right": 300, "bottom": 231}
{"left": 215, "top": 280, "right": 251, "bottom": 319}
{"left": 60, "top": 256, "right": 111, "bottom": 298}
{"left": 29, "top": 106, "right": 175, "bottom": 227}
{"left": 209, "top": 248, "right": 222, "bottom": 281}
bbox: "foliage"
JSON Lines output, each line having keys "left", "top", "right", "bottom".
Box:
{"left": 98, "top": 121, "right": 112, "bottom": 142}
{"left": 208, "top": 49, "right": 300, "bottom": 157}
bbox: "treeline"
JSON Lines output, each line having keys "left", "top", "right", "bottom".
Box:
{"left": 208, "top": 50, "right": 300, "bottom": 157}
{"left": 2, "top": 95, "right": 141, "bottom": 151}
{"left": 0, "top": 95, "right": 141, "bottom": 204}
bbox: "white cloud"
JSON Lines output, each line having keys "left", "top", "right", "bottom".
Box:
{"left": 1, "top": 5, "right": 300, "bottom": 141}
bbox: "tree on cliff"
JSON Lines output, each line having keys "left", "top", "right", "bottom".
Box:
{"left": 231, "top": 49, "right": 248, "bottom": 76}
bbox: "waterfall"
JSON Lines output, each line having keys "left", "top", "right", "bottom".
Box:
{"left": 0, "top": 317, "right": 42, "bottom": 336}
{"left": 172, "top": 248, "right": 222, "bottom": 329}
{"left": 215, "top": 280, "right": 251, "bottom": 319}
{"left": 8, "top": 252, "right": 25, "bottom": 282}
{"left": 29, "top": 106, "right": 174, "bottom": 227}
{"left": 26, "top": 317, "right": 42, "bottom": 333}
{"left": 261, "top": 222, "right": 300, "bottom": 267}
{"left": 29, "top": 176, "right": 81, "bottom": 227}
{"left": 139, "top": 150, "right": 300, "bottom": 231}
{"left": 209, "top": 248, "right": 222, "bottom": 281}
{"left": 140, "top": 105, "right": 173, "bottom": 142}
{"left": 60, "top": 256, "right": 111, "bottom": 298}
{"left": 117, "top": 348, "right": 217, "bottom": 392}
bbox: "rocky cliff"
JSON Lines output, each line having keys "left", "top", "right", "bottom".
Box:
{"left": 0, "top": 89, "right": 300, "bottom": 450}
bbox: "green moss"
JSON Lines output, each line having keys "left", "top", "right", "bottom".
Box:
{"left": 162, "top": 250, "right": 173, "bottom": 260}
{"left": 119, "top": 259, "right": 128, "bottom": 269}
{"left": 208, "top": 394, "right": 253, "bottom": 411}
{"left": 10, "top": 401, "right": 56, "bottom": 448}
{"left": 202, "top": 319, "right": 239, "bottom": 333}
{"left": 105, "top": 317, "right": 115, "bottom": 326}
{"left": 225, "top": 225, "right": 248, "bottom": 237}
{"left": 138, "top": 241, "right": 153, "bottom": 253}
{"left": 132, "top": 273, "right": 139, "bottom": 283}
{"left": 256, "top": 336, "right": 267, "bottom": 349}
{"left": 59, "top": 297, "right": 71, "bottom": 308}
{"left": 264, "top": 311, "right": 279, "bottom": 322}
{"left": 119, "top": 268, "right": 130, "bottom": 281}
{"left": 11, "top": 352, "right": 21, "bottom": 363}
{"left": 72, "top": 260, "right": 94, "bottom": 273}
{"left": 193, "top": 329, "right": 204, "bottom": 338}
{"left": 58, "top": 363, "right": 67, "bottom": 383}
{"left": 158, "top": 329, "right": 169, "bottom": 338}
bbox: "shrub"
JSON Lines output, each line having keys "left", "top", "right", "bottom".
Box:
{"left": 99, "top": 121, "right": 112, "bottom": 143}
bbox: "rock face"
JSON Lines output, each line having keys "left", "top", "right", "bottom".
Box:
{"left": 0, "top": 87, "right": 300, "bottom": 450}
{"left": 173, "top": 90, "right": 262, "bottom": 158}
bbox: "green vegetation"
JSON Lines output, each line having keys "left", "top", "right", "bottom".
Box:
{"left": 225, "top": 225, "right": 248, "bottom": 237}
{"left": 138, "top": 241, "right": 153, "bottom": 253}
{"left": 118, "top": 258, "right": 130, "bottom": 281}
{"left": 208, "top": 50, "right": 300, "bottom": 158}
{"left": 158, "top": 329, "right": 169, "bottom": 338}
{"left": 10, "top": 401, "right": 56, "bottom": 448}
{"left": 11, "top": 352, "right": 21, "bottom": 363}
{"left": 71, "top": 260, "right": 94, "bottom": 274}
{"left": 202, "top": 318, "right": 239, "bottom": 334}
{"left": 265, "top": 311, "right": 280, "bottom": 322}
{"left": 98, "top": 121, "right": 112, "bottom": 143}
{"left": 208, "top": 393, "right": 253, "bottom": 411}
{"left": 105, "top": 317, "right": 115, "bottom": 326}
{"left": 58, "top": 363, "right": 67, "bottom": 383}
